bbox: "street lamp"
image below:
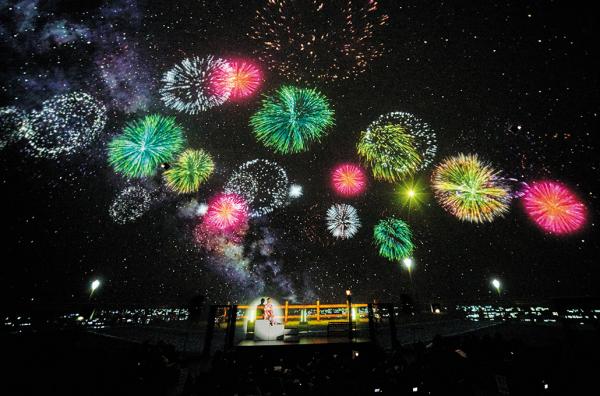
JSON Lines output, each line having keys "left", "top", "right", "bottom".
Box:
{"left": 89, "top": 279, "right": 101, "bottom": 320}
{"left": 346, "top": 290, "right": 353, "bottom": 342}
{"left": 90, "top": 279, "right": 101, "bottom": 297}
{"left": 403, "top": 257, "right": 413, "bottom": 271}
{"left": 491, "top": 278, "right": 501, "bottom": 295}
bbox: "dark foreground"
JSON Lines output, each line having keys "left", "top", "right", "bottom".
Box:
{"left": 3, "top": 322, "right": 599, "bottom": 395}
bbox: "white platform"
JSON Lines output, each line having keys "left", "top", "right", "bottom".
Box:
{"left": 254, "top": 320, "right": 285, "bottom": 341}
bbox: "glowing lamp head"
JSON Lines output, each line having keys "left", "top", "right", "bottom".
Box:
{"left": 491, "top": 279, "right": 501, "bottom": 290}
{"left": 403, "top": 257, "right": 413, "bottom": 270}
{"left": 91, "top": 279, "right": 101, "bottom": 292}
{"left": 346, "top": 289, "right": 352, "bottom": 297}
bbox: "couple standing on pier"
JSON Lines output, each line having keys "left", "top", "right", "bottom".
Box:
{"left": 257, "top": 297, "right": 277, "bottom": 326}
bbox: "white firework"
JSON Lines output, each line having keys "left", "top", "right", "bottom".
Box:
{"left": 109, "top": 186, "right": 152, "bottom": 225}
{"left": 0, "top": 106, "right": 30, "bottom": 150}
{"left": 289, "top": 184, "right": 303, "bottom": 198}
{"left": 224, "top": 159, "right": 289, "bottom": 218}
{"left": 326, "top": 204, "right": 361, "bottom": 239}
{"left": 369, "top": 111, "right": 437, "bottom": 170}
{"left": 23, "top": 92, "right": 107, "bottom": 159}
{"left": 196, "top": 202, "right": 209, "bottom": 216}
{"left": 160, "top": 56, "right": 232, "bottom": 114}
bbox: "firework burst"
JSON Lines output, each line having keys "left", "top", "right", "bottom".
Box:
{"left": 289, "top": 184, "right": 303, "bottom": 198}
{"left": 522, "top": 181, "right": 586, "bottom": 234}
{"left": 212, "top": 60, "right": 262, "bottom": 100}
{"left": 164, "top": 149, "right": 215, "bottom": 194}
{"left": 0, "top": 106, "right": 30, "bottom": 150}
{"left": 108, "top": 115, "right": 185, "bottom": 178}
{"left": 160, "top": 56, "right": 233, "bottom": 114}
{"left": 326, "top": 204, "right": 361, "bottom": 239}
{"left": 357, "top": 123, "right": 421, "bottom": 182}
{"left": 331, "top": 163, "right": 367, "bottom": 197}
{"left": 370, "top": 112, "right": 437, "bottom": 170}
{"left": 109, "top": 186, "right": 152, "bottom": 224}
{"left": 250, "top": 86, "right": 334, "bottom": 154}
{"left": 373, "top": 218, "right": 414, "bottom": 262}
{"left": 23, "top": 92, "right": 107, "bottom": 158}
{"left": 225, "top": 159, "right": 289, "bottom": 217}
{"left": 249, "top": 0, "right": 388, "bottom": 83}
{"left": 431, "top": 154, "right": 511, "bottom": 223}
{"left": 204, "top": 193, "right": 249, "bottom": 233}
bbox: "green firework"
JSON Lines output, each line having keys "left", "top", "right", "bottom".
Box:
{"left": 431, "top": 153, "right": 510, "bottom": 223}
{"left": 164, "top": 149, "right": 215, "bottom": 194}
{"left": 250, "top": 85, "right": 334, "bottom": 154}
{"left": 357, "top": 123, "right": 421, "bottom": 182}
{"left": 108, "top": 115, "right": 185, "bottom": 178}
{"left": 373, "top": 217, "right": 414, "bottom": 262}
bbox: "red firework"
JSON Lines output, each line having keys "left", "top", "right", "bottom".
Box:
{"left": 331, "top": 163, "right": 367, "bottom": 197}
{"left": 204, "top": 193, "right": 249, "bottom": 233}
{"left": 211, "top": 60, "right": 262, "bottom": 100}
{"left": 522, "top": 181, "right": 586, "bottom": 235}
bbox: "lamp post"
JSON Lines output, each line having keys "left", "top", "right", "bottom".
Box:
{"left": 89, "top": 279, "right": 101, "bottom": 320}
{"left": 346, "top": 289, "right": 353, "bottom": 342}
{"left": 90, "top": 279, "right": 100, "bottom": 297}
{"left": 403, "top": 257, "right": 413, "bottom": 280}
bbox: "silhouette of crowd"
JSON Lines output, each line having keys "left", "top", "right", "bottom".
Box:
{"left": 179, "top": 329, "right": 598, "bottom": 395}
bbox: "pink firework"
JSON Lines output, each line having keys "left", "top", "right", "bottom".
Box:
{"left": 211, "top": 60, "right": 262, "bottom": 100}
{"left": 331, "top": 163, "right": 367, "bottom": 197}
{"left": 522, "top": 181, "right": 586, "bottom": 234}
{"left": 204, "top": 193, "right": 249, "bottom": 233}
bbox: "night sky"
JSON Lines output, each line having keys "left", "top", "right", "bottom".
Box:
{"left": 1, "top": 0, "right": 598, "bottom": 308}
